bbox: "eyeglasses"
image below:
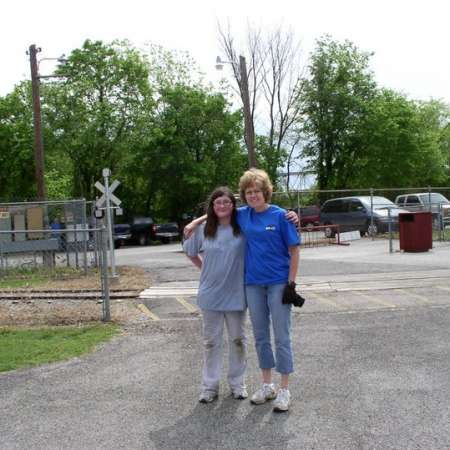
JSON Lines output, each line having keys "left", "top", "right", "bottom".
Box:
{"left": 245, "top": 189, "right": 263, "bottom": 196}
{"left": 213, "top": 200, "right": 233, "bottom": 207}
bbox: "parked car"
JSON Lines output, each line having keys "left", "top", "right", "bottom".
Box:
{"left": 394, "top": 192, "right": 450, "bottom": 228}
{"left": 320, "top": 196, "right": 408, "bottom": 237}
{"left": 113, "top": 223, "right": 132, "bottom": 248}
{"left": 114, "top": 218, "right": 180, "bottom": 247}
{"left": 154, "top": 222, "right": 180, "bottom": 244}
{"left": 129, "top": 217, "right": 157, "bottom": 245}
{"left": 298, "top": 205, "right": 321, "bottom": 230}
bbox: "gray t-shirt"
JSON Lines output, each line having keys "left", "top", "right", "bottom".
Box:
{"left": 183, "top": 224, "right": 246, "bottom": 311}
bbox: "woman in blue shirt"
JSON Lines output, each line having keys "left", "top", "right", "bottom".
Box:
{"left": 238, "top": 169, "right": 300, "bottom": 412}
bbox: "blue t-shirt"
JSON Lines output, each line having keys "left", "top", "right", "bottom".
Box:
{"left": 237, "top": 205, "right": 300, "bottom": 285}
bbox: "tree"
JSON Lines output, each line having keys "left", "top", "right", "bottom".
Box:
{"left": 218, "top": 23, "right": 305, "bottom": 187}
{"left": 124, "top": 84, "right": 246, "bottom": 221}
{"left": 349, "top": 90, "right": 448, "bottom": 188}
{"left": 301, "top": 35, "right": 377, "bottom": 192}
{"left": 0, "top": 82, "right": 36, "bottom": 201}
{"left": 47, "top": 39, "right": 154, "bottom": 200}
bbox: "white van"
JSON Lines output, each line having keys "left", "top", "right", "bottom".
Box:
{"left": 394, "top": 193, "right": 450, "bottom": 228}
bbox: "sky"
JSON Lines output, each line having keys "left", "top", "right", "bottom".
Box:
{"left": 1, "top": 0, "right": 450, "bottom": 102}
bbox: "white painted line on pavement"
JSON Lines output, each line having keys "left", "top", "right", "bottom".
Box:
{"left": 308, "top": 292, "right": 342, "bottom": 309}
{"left": 139, "top": 287, "right": 198, "bottom": 298}
{"left": 355, "top": 291, "right": 397, "bottom": 308}
{"left": 396, "top": 289, "right": 431, "bottom": 304}
{"left": 435, "top": 286, "right": 450, "bottom": 294}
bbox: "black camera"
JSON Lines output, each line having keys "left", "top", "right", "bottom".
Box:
{"left": 282, "top": 281, "right": 306, "bottom": 308}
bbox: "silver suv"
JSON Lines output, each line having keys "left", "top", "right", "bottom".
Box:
{"left": 394, "top": 193, "right": 450, "bottom": 228}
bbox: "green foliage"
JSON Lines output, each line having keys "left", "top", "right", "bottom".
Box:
{"left": 353, "top": 92, "right": 448, "bottom": 188}
{"left": 301, "top": 35, "right": 377, "bottom": 191}
{"left": 122, "top": 84, "right": 246, "bottom": 220}
{"left": 46, "top": 39, "right": 154, "bottom": 201}
{"left": 0, "top": 82, "right": 36, "bottom": 201}
{"left": 2, "top": 35, "right": 448, "bottom": 213}
{"left": 143, "top": 43, "right": 204, "bottom": 90}
{"left": 301, "top": 35, "right": 450, "bottom": 192}
{"left": 41, "top": 39, "right": 245, "bottom": 220}
{"left": 0, "top": 325, "right": 119, "bottom": 372}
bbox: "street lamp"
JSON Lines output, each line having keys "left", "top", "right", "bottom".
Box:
{"left": 27, "top": 44, "right": 67, "bottom": 201}
{"left": 216, "top": 55, "right": 257, "bottom": 168}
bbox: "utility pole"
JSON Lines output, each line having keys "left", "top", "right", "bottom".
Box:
{"left": 29, "top": 44, "right": 46, "bottom": 201}
{"left": 239, "top": 56, "right": 257, "bottom": 168}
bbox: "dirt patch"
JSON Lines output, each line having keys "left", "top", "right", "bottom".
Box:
{"left": 0, "top": 266, "right": 152, "bottom": 327}
{"left": 0, "top": 298, "right": 145, "bottom": 328}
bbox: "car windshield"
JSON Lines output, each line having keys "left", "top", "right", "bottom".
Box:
{"left": 420, "top": 193, "right": 449, "bottom": 204}
{"left": 133, "top": 218, "right": 152, "bottom": 224}
{"left": 115, "top": 224, "right": 130, "bottom": 232}
{"left": 360, "top": 197, "right": 396, "bottom": 210}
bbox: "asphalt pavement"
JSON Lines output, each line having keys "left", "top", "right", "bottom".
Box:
{"left": 1, "top": 237, "right": 449, "bottom": 449}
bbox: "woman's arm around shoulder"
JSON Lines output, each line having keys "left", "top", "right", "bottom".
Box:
{"left": 183, "top": 215, "right": 207, "bottom": 239}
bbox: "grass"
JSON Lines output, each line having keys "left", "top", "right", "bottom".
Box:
{"left": 0, "top": 265, "right": 148, "bottom": 291}
{"left": 0, "top": 267, "right": 93, "bottom": 289}
{"left": 0, "top": 324, "right": 120, "bottom": 373}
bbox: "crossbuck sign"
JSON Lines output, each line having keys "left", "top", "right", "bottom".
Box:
{"left": 95, "top": 179, "right": 121, "bottom": 209}
{"left": 95, "top": 168, "right": 121, "bottom": 277}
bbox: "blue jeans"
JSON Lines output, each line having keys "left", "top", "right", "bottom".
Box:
{"left": 245, "top": 284, "right": 293, "bottom": 374}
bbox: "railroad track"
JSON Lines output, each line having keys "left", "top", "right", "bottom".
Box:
{"left": 0, "top": 290, "right": 140, "bottom": 300}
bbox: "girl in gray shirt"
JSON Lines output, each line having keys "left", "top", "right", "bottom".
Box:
{"left": 183, "top": 187, "right": 248, "bottom": 403}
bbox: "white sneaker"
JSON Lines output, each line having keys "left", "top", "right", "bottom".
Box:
{"left": 199, "top": 390, "right": 218, "bottom": 403}
{"left": 250, "top": 383, "right": 277, "bottom": 405}
{"left": 231, "top": 387, "right": 248, "bottom": 400}
{"left": 273, "top": 388, "right": 291, "bottom": 412}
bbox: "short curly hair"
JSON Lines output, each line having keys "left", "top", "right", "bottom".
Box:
{"left": 239, "top": 168, "right": 273, "bottom": 203}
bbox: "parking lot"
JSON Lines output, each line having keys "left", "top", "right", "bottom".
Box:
{"left": 1, "top": 237, "right": 449, "bottom": 449}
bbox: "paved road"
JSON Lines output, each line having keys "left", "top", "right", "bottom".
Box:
{"left": 1, "top": 238, "right": 450, "bottom": 449}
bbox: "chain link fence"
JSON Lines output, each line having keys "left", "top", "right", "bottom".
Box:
{"left": 0, "top": 200, "right": 111, "bottom": 321}
{"left": 272, "top": 186, "right": 450, "bottom": 247}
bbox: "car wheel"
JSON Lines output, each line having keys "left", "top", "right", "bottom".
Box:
{"left": 324, "top": 224, "right": 335, "bottom": 238}
{"left": 432, "top": 215, "right": 442, "bottom": 230}
{"left": 305, "top": 222, "right": 315, "bottom": 231}
{"left": 367, "top": 223, "right": 378, "bottom": 236}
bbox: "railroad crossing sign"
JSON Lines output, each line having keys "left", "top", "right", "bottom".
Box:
{"left": 95, "top": 179, "right": 121, "bottom": 208}
{"left": 94, "top": 168, "right": 121, "bottom": 278}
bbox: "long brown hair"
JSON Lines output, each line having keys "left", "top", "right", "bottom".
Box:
{"left": 204, "top": 186, "right": 240, "bottom": 238}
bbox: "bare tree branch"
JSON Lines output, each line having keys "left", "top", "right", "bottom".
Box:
{"left": 217, "top": 21, "right": 306, "bottom": 180}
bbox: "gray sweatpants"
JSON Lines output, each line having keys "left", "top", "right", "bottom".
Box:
{"left": 201, "top": 309, "right": 247, "bottom": 393}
